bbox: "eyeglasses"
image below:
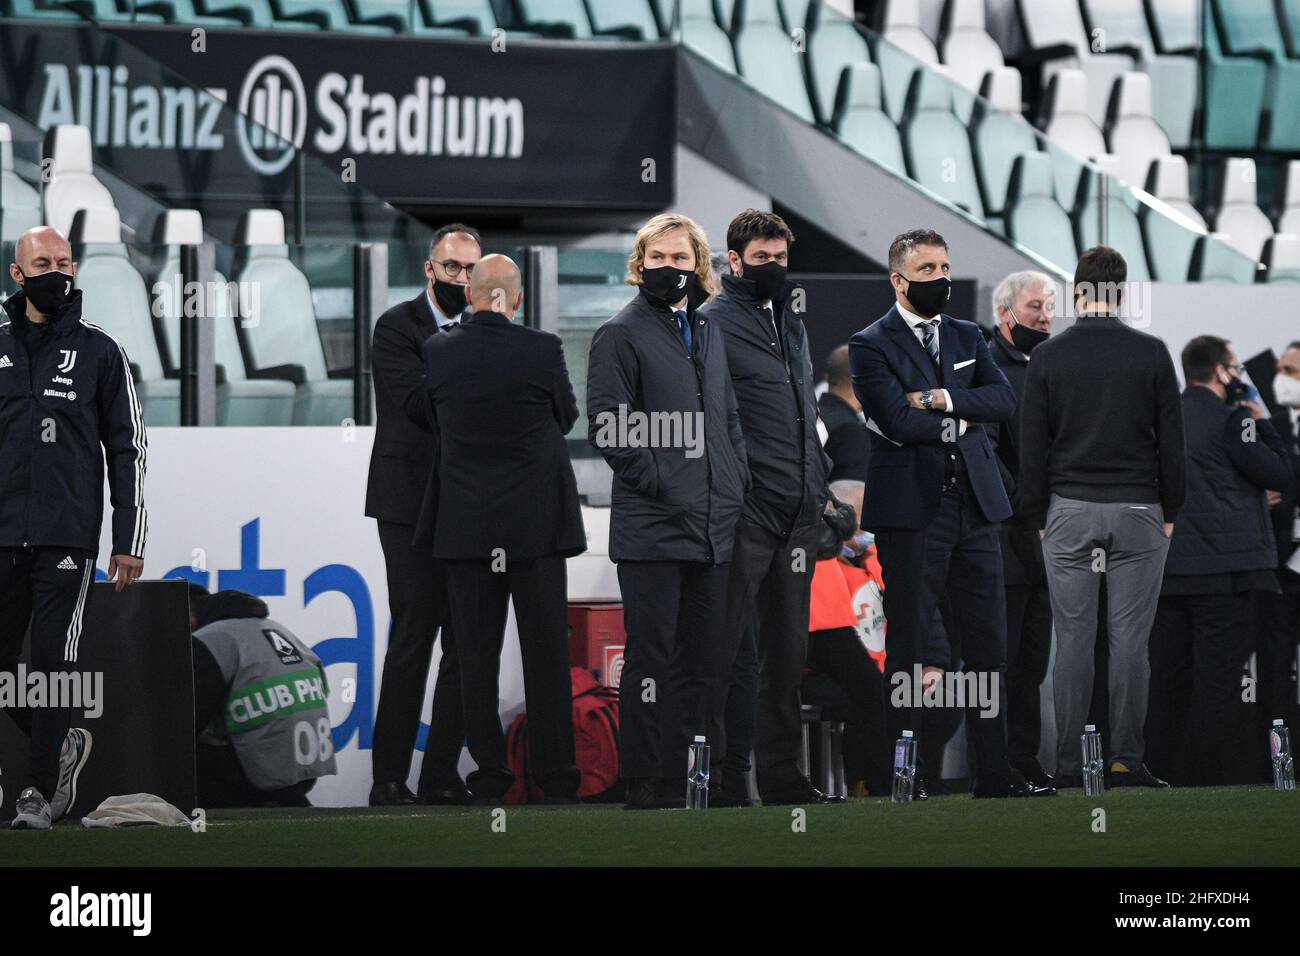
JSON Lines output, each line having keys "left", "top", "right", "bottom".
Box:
{"left": 432, "top": 259, "right": 476, "bottom": 278}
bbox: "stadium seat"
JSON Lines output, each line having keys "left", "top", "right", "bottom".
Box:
{"left": 151, "top": 210, "right": 295, "bottom": 426}
{"left": 4, "top": 0, "right": 81, "bottom": 17}
{"left": 1190, "top": 233, "right": 1259, "bottom": 282}
{"left": 970, "top": 68, "right": 1040, "bottom": 222}
{"left": 1039, "top": 70, "right": 1106, "bottom": 208}
{"left": 1150, "top": 0, "right": 1266, "bottom": 150}
{"left": 1074, "top": 155, "right": 1151, "bottom": 281}
{"left": 587, "top": 0, "right": 661, "bottom": 39}
{"left": 875, "top": 0, "right": 940, "bottom": 123}
{"left": 1262, "top": 234, "right": 1300, "bottom": 282}
{"left": 1141, "top": 155, "right": 1206, "bottom": 280}
{"left": 734, "top": 0, "right": 815, "bottom": 122}
{"left": 515, "top": 0, "right": 643, "bottom": 38}
{"left": 41, "top": 125, "right": 119, "bottom": 239}
{"left": 271, "top": 0, "right": 399, "bottom": 32}
{"left": 900, "top": 67, "right": 983, "bottom": 219}
{"left": 1105, "top": 72, "right": 1170, "bottom": 188}
{"left": 780, "top": 0, "right": 811, "bottom": 33}
{"left": 69, "top": 207, "right": 180, "bottom": 427}
{"left": 806, "top": 2, "right": 873, "bottom": 126}
{"left": 831, "top": 63, "right": 905, "bottom": 177}
{"left": 1082, "top": 0, "right": 1197, "bottom": 149}
{"left": 938, "top": 0, "right": 1005, "bottom": 123}
{"left": 681, "top": 0, "right": 736, "bottom": 71}
{"left": 233, "top": 210, "right": 353, "bottom": 427}
{"left": 132, "top": 0, "right": 245, "bottom": 25}
{"left": 1211, "top": 0, "right": 1300, "bottom": 151}
{"left": 0, "top": 124, "right": 42, "bottom": 242}
{"left": 416, "top": 0, "right": 497, "bottom": 34}
{"left": 1004, "top": 152, "right": 1077, "bottom": 272}
{"left": 1213, "top": 158, "right": 1274, "bottom": 262}
{"left": 1276, "top": 160, "right": 1300, "bottom": 234}
{"left": 1014, "top": 0, "right": 1132, "bottom": 127}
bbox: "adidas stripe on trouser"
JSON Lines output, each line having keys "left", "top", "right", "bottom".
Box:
{"left": 0, "top": 547, "right": 97, "bottom": 800}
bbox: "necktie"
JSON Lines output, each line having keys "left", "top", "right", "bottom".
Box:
{"left": 920, "top": 319, "right": 940, "bottom": 368}
{"left": 676, "top": 309, "right": 692, "bottom": 355}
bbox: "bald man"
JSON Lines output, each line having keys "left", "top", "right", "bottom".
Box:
{"left": 414, "top": 254, "right": 586, "bottom": 802}
{"left": 2, "top": 226, "right": 147, "bottom": 829}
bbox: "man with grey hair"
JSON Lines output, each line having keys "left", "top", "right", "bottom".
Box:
{"left": 988, "top": 269, "right": 1056, "bottom": 787}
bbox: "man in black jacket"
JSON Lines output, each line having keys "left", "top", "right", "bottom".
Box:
{"left": 1021, "top": 246, "right": 1185, "bottom": 789}
{"left": 587, "top": 213, "right": 749, "bottom": 809}
{"left": 1146, "top": 336, "right": 1293, "bottom": 785}
{"left": 988, "top": 270, "right": 1056, "bottom": 787}
{"left": 365, "top": 223, "right": 479, "bottom": 807}
{"left": 2, "top": 226, "right": 147, "bottom": 830}
{"left": 418, "top": 254, "right": 586, "bottom": 802}
{"left": 818, "top": 345, "right": 871, "bottom": 485}
{"left": 704, "top": 209, "right": 834, "bottom": 806}
{"left": 1262, "top": 343, "right": 1300, "bottom": 733}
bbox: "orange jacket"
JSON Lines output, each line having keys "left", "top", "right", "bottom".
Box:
{"left": 808, "top": 550, "right": 886, "bottom": 671}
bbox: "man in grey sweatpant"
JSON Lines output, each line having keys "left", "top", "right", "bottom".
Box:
{"left": 1019, "top": 247, "right": 1186, "bottom": 788}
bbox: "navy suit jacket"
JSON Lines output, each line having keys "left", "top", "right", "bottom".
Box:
{"left": 848, "top": 305, "right": 1016, "bottom": 530}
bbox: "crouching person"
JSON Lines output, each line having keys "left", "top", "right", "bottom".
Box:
{"left": 189, "top": 585, "right": 337, "bottom": 808}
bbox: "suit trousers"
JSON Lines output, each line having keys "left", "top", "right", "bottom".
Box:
{"left": 444, "top": 556, "right": 577, "bottom": 798}
{"left": 1005, "top": 575, "right": 1053, "bottom": 767}
{"left": 617, "top": 560, "right": 728, "bottom": 783}
{"left": 0, "top": 546, "right": 96, "bottom": 800}
{"left": 372, "top": 520, "right": 464, "bottom": 791}
{"left": 873, "top": 474, "right": 1011, "bottom": 779}
{"left": 1041, "top": 495, "right": 1170, "bottom": 775}
{"left": 715, "top": 516, "right": 817, "bottom": 791}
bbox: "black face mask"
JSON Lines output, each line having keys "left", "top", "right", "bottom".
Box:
{"left": 740, "top": 260, "right": 787, "bottom": 302}
{"left": 640, "top": 265, "right": 694, "bottom": 306}
{"left": 901, "top": 274, "right": 951, "bottom": 319}
{"left": 18, "top": 268, "right": 76, "bottom": 316}
{"left": 1223, "top": 375, "right": 1247, "bottom": 405}
{"left": 431, "top": 276, "right": 468, "bottom": 318}
{"left": 1008, "top": 309, "right": 1050, "bottom": 354}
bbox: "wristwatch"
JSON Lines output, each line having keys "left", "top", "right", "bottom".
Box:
{"left": 920, "top": 389, "right": 934, "bottom": 411}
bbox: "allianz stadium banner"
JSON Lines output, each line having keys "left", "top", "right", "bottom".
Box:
{"left": 69, "top": 427, "right": 617, "bottom": 808}
{"left": 0, "top": 22, "right": 675, "bottom": 208}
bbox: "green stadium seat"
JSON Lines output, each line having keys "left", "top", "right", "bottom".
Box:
{"left": 1074, "top": 155, "right": 1151, "bottom": 281}
{"left": 133, "top": 0, "right": 247, "bottom": 25}
{"left": 971, "top": 68, "right": 1040, "bottom": 219}
{"left": 1141, "top": 155, "right": 1206, "bottom": 281}
{"left": 681, "top": 0, "right": 736, "bottom": 70}
{"left": 806, "top": 2, "right": 873, "bottom": 126}
{"left": 1211, "top": 0, "right": 1300, "bottom": 151}
{"left": 1283, "top": 0, "right": 1300, "bottom": 57}
{"left": 1039, "top": 69, "right": 1106, "bottom": 207}
{"left": 901, "top": 67, "right": 984, "bottom": 219}
{"left": 1262, "top": 235, "right": 1300, "bottom": 282}
{"left": 587, "top": 0, "right": 661, "bottom": 39}
{"left": 272, "top": 0, "right": 399, "bottom": 32}
{"left": 1082, "top": 0, "right": 1197, "bottom": 149}
{"left": 734, "top": 0, "right": 815, "bottom": 122}
{"left": 49, "top": 0, "right": 168, "bottom": 20}
{"left": 6, "top": 0, "right": 84, "bottom": 17}
{"left": 198, "top": 0, "right": 296, "bottom": 26}
{"left": 1004, "top": 152, "right": 1078, "bottom": 272}
{"left": 1191, "top": 234, "right": 1259, "bottom": 282}
{"left": 780, "top": 0, "right": 811, "bottom": 33}
{"left": 1148, "top": 0, "right": 1265, "bottom": 150}
{"left": 831, "top": 62, "right": 905, "bottom": 177}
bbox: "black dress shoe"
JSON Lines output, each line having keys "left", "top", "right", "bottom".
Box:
{"left": 1011, "top": 758, "right": 1055, "bottom": 789}
{"left": 709, "top": 784, "right": 753, "bottom": 808}
{"left": 369, "top": 781, "right": 418, "bottom": 807}
{"left": 1106, "top": 762, "right": 1170, "bottom": 788}
{"left": 623, "top": 778, "right": 663, "bottom": 810}
{"left": 760, "top": 776, "right": 838, "bottom": 806}
{"left": 419, "top": 778, "right": 474, "bottom": 806}
{"left": 971, "top": 770, "right": 1057, "bottom": 798}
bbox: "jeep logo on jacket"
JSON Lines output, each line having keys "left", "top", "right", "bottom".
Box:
{"left": 0, "top": 289, "right": 147, "bottom": 558}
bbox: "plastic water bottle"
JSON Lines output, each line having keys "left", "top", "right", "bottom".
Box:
{"left": 1082, "top": 724, "right": 1105, "bottom": 796}
{"left": 1270, "top": 720, "right": 1295, "bottom": 791}
{"left": 686, "top": 736, "right": 710, "bottom": 809}
{"left": 891, "top": 730, "right": 916, "bottom": 803}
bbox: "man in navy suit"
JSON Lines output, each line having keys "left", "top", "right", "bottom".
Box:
{"left": 848, "top": 229, "right": 1054, "bottom": 798}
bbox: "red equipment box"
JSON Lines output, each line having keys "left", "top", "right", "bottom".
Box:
{"left": 568, "top": 603, "right": 625, "bottom": 688}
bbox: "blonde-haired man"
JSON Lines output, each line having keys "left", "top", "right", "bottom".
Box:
{"left": 587, "top": 212, "right": 749, "bottom": 809}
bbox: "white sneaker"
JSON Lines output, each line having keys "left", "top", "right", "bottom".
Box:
{"left": 10, "top": 788, "right": 52, "bottom": 830}
{"left": 50, "top": 727, "right": 93, "bottom": 820}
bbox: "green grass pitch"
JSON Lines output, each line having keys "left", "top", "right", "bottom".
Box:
{"left": 4, "top": 787, "right": 1297, "bottom": 866}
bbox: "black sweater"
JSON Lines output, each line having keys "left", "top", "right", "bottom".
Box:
{"left": 1019, "top": 314, "right": 1186, "bottom": 526}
